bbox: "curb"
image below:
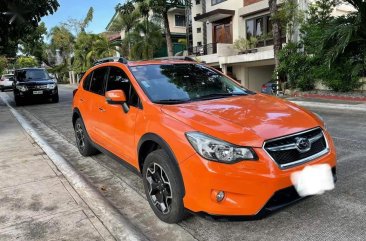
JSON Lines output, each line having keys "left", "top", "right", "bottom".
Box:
{"left": 293, "top": 93, "right": 366, "bottom": 102}
{"left": 291, "top": 100, "right": 366, "bottom": 112}
{"left": 0, "top": 94, "right": 149, "bottom": 241}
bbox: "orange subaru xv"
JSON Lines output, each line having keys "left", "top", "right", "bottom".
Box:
{"left": 72, "top": 57, "right": 336, "bottom": 223}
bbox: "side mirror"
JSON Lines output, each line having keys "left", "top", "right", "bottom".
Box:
{"left": 105, "top": 90, "right": 129, "bottom": 113}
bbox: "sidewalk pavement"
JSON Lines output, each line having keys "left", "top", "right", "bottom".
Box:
{"left": 0, "top": 100, "right": 114, "bottom": 240}
{"left": 287, "top": 97, "right": 366, "bottom": 111}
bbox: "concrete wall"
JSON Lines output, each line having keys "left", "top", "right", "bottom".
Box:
{"left": 232, "top": 64, "right": 274, "bottom": 92}
{"left": 192, "top": 1, "right": 204, "bottom": 46}
{"left": 168, "top": 11, "right": 187, "bottom": 34}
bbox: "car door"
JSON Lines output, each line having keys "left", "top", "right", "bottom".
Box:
{"left": 101, "top": 66, "right": 141, "bottom": 164}
{"left": 84, "top": 67, "right": 109, "bottom": 145}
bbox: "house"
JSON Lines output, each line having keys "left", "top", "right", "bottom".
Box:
{"left": 105, "top": 6, "right": 189, "bottom": 57}
{"left": 189, "top": 0, "right": 356, "bottom": 92}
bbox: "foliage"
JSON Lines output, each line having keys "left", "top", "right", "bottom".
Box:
{"left": 0, "top": 56, "right": 8, "bottom": 75}
{"left": 0, "top": 0, "right": 59, "bottom": 57}
{"left": 18, "top": 22, "right": 47, "bottom": 63}
{"left": 49, "top": 25, "right": 74, "bottom": 62}
{"left": 233, "top": 37, "right": 258, "bottom": 52}
{"left": 73, "top": 33, "right": 120, "bottom": 72}
{"left": 62, "top": 7, "right": 94, "bottom": 36}
{"left": 125, "top": 20, "right": 164, "bottom": 60}
{"left": 15, "top": 56, "right": 38, "bottom": 68}
{"left": 278, "top": 0, "right": 365, "bottom": 92}
{"left": 274, "top": 0, "right": 305, "bottom": 42}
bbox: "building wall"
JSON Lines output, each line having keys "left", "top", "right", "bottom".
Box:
{"left": 168, "top": 11, "right": 187, "bottom": 34}
{"left": 233, "top": 64, "right": 274, "bottom": 92}
{"left": 192, "top": 1, "right": 204, "bottom": 46}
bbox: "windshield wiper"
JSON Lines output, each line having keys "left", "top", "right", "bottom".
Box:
{"left": 193, "top": 93, "right": 247, "bottom": 101}
{"left": 154, "top": 99, "right": 190, "bottom": 104}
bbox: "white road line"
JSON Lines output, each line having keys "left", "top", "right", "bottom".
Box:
{"left": 0, "top": 93, "right": 148, "bottom": 241}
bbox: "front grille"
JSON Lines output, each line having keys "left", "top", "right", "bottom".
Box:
{"left": 264, "top": 128, "right": 328, "bottom": 169}
{"left": 28, "top": 85, "right": 47, "bottom": 90}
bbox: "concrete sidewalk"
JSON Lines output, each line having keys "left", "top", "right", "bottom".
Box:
{"left": 0, "top": 100, "right": 114, "bottom": 240}
{"left": 286, "top": 97, "right": 366, "bottom": 111}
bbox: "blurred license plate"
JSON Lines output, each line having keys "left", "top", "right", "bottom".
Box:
{"left": 291, "top": 164, "right": 334, "bottom": 197}
{"left": 33, "top": 91, "right": 43, "bottom": 95}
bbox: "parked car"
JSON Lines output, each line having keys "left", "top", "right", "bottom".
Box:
{"left": 13, "top": 68, "right": 59, "bottom": 106}
{"left": 72, "top": 57, "right": 336, "bottom": 223}
{"left": 261, "top": 80, "right": 278, "bottom": 95}
{"left": 0, "top": 74, "right": 14, "bottom": 92}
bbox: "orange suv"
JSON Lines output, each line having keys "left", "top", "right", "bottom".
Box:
{"left": 72, "top": 57, "right": 336, "bottom": 223}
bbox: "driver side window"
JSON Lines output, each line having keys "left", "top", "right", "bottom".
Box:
{"left": 106, "top": 67, "right": 140, "bottom": 108}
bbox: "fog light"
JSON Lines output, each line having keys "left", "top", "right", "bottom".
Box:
{"left": 216, "top": 191, "right": 225, "bottom": 202}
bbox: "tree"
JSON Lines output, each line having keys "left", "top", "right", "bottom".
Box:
{"left": 15, "top": 56, "right": 38, "bottom": 68}
{"left": 49, "top": 25, "right": 75, "bottom": 63}
{"left": 111, "top": 3, "right": 141, "bottom": 58}
{"left": 134, "top": 0, "right": 190, "bottom": 57}
{"left": 19, "top": 22, "right": 47, "bottom": 63}
{"left": 62, "top": 7, "right": 94, "bottom": 36}
{"left": 0, "top": 56, "right": 8, "bottom": 75}
{"left": 269, "top": 0, "right": 283, "bottom": 72}
{"left": 125, "top": 20, "right": 163, "bottom": 60}
{"left": 0, "top": 0, "right": 59, "bottom": 57}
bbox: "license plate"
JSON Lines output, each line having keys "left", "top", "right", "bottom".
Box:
{"left": 291, "top": 164, "right": 334, "bottom": 197}
{"left": 33, "top": 91, "right": 43, "bottom": 95}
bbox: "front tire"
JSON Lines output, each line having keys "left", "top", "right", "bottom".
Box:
{"left": 51, "top": 95, "right": 59, "bottom": 103}
{"left": 142, "top": 149, "right": 186, "bottom": 223}
{"left": 74, "top": 118, "right": 99, "bottom": 156}
{"left": 14, "top": 95, "right": 23, "bottom": 106}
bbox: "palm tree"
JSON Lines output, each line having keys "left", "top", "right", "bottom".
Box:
{"left": 322, "top": 0, "right": 366, "bottom": 77}
{"left": 110, "top": 3, "right": 141, "bottom": 58}
{"left": 126, "top": 19, "right": 163, "bottom": 60}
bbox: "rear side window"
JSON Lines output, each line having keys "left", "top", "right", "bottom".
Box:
{"left": 90, "top": 67, "right": 108, "bottom": 96}
{"left": 106, "top": 67, "right": 140, "bottom": 108}
{"left": 83, "top": 73, "right": 92, "bottom": 91}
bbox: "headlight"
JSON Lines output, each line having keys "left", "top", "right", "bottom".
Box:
{"left": 186, "top": 132, "right": 257, "bottom": 163}
{"left": 16, "top": 85, "right": 28, "bottom": 92}
{"left": 47, "top": 83, "right": 56, "bottom": 89}
{"left": 314, "top": 113, "right": 327, "bottom": 130}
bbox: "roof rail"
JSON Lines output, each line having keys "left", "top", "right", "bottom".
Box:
{"left": 154, "top": 56, "right": 201, "bottom": 62}
{"left": 93, "top": 57, "right": 128, "bottom": 66}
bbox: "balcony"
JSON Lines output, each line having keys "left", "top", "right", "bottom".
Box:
{"left": 188, "top": 43, "right": 218, "bottom": 56}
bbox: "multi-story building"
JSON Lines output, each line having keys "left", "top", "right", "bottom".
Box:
{"left": 189, "top": 0, "right": 355, "bottom": 92}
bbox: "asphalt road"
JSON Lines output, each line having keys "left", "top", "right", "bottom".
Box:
{"left": 4, "top": 86, "right": 366, "bottom": 241}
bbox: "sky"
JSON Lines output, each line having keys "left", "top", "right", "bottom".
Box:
{"left": 42, "top": 0, "right": 123, "bottom": 36}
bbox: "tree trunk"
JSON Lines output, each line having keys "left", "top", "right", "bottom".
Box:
{"left": 163, "top": 10, "right": 174, "bottom": 57}
{"left": 269, "top": 0, "right": 283, "bottom": 71}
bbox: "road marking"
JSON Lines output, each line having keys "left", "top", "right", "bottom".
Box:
{"left": 0, "top": 93, "right": 148, "bottom": 241}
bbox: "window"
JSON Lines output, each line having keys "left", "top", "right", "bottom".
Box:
{"left": 197, "top": 42, "right": 202, "bottom": 46}
{"left": 90, "top": 67, "right": 108, "bottom": 96}
{"left": 246, "top": 15, "right": 275, "bottom": 47}
{"left": 83, "top": 72, "right": 92, "bottom": 91}
{"left": 196, "top": 0, "right": 201, "bottom": 4}
{"left": 175, "top": 15, "right": 186, "bottom": 27}
{"left": 106, "top": 67, "right": 139, "bottom": 107}
{"left": 211, "top": 0, "right": 226, "bottom": 5}
{"left": 197, "top": 27, "right": 202, "bottom": 33}
{"left": 130, "top": 64, "right": 252, "bottom": 103}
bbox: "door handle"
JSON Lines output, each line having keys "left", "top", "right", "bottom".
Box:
{"left": 80, "top": 98, "right": 85, "bottom": 102}
{"left": 98, "top": 107, "right": 106, "bottom": 112}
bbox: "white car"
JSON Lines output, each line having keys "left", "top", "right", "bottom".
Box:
{"left": 0, "top": 74, "right": 14, "bottom": 92}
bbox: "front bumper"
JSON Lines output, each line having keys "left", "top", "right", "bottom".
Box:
{"left": 180, "top": 134, "right": 337, "bottom": 217}
{"left": 15, "top": 89, "right": 58, "bottom": 98}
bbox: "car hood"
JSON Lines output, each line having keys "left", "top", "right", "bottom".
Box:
{"left": 161, "top": 94, "right": 320, "bottom": 147}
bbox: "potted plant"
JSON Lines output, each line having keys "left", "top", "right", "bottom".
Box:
{"left": 234, "top": 37, "right": 258, "bottom": 54}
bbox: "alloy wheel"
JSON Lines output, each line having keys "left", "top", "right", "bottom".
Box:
{"left": 146, "top": 162, "right": 173, "bottom": 214}
{"left": 75, "top": 123, "right": 85, "bottom": 151}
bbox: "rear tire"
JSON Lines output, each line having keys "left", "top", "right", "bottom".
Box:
{"left": 142, "top": 149, "right": 186, "bottom": 223}
{"left": 1, "top": 87, "right": 4, "bottom": 92}
{"left": 74, "top": 118, "right": 99, "bottom": 156}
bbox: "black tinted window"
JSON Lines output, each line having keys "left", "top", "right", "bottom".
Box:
{"left": 90, "top": 67, "right": 107, "bottom": 95}
{"left": 83, "top": 73, "right": 92, "bottom": 91}
{"left": 107, "top": 67, "right": 139, "bottom": 107}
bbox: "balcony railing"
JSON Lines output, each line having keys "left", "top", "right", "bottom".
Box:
{"left": 188, "top": 43, "right": 217, "bottom": 56}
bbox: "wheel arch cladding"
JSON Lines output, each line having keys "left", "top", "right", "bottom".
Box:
{"left": 72, "top": 108, "right": 82, "bottom": 127}
{"left": 138, "top": 133, "right": 186, "bottom": 197}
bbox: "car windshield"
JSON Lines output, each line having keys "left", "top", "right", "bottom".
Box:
{"left": 16, "top": 69, "right": 50, "bottom": 82}
{"left": 130, "top": 64, "right": 253, "bottom": 104}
